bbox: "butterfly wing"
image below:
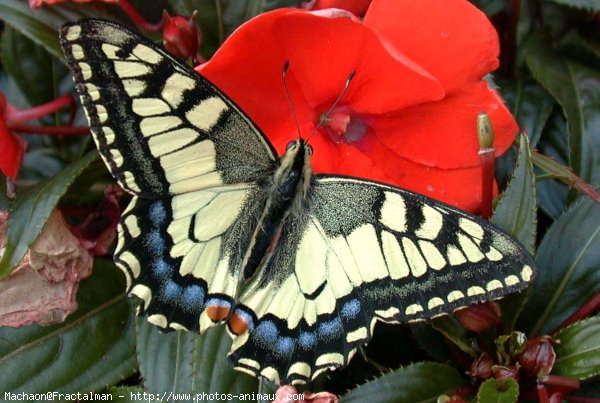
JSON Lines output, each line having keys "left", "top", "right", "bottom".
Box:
{"left": 60, "top": 20, "right": 276, "bottom": 331}
{"left": 228, "top": 176, "right": 535, "bottom": 384}
{"left": 60, "top": 19, "right": 277, "bottom": 198}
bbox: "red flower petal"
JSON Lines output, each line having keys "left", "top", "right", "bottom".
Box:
{"left": 374, "top": 81, "right": 518, "bottom": 169}
{"left": 309, "top": 125, "right": 493, "bottom": 212}
{"left": 199, "top": 10, "right": 308, "bottom": 157}
{"left": 305, "top": 0, "right": 372, "bottom": 17}
{"left": 271, "top": 11, "right": 444, "bottom": 114}
{"left": 365, "top": 0, "right": 500, "bottom": 92}
{"left": 0, "top": 119, "right": 26, "bottom": 180}
{"left": 200, "top": 9, "right": 444, "bottom": 146}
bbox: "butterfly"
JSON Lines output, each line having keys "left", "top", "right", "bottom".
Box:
{"left": 60, "top": 19, "right": 535, "bottom": 385}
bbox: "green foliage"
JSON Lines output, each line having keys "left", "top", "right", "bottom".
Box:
{"left": 553, "top": 316, "right": 600, "bottom": 380}
{"left": 1, "top": 0, "right": 600, "bottom": 401}
{"left": 476, "top": 379, "right": 519, "bottom": 403}
{"left": 521, "top": 196, "right": 600, "bottom": 336}
{"left": 0, "top": 261, "right": 136, "bottom": 393}
{"left": 136, "top": 320, "right": 257, "bottom": 400}
{"left": 341, "top": 362, "right": 468, "bottom": 402}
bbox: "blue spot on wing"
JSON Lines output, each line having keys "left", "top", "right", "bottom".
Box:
{"left": 275, "top": 337, "right": 295, "bottom": 358}
{"left": 164, "top": 280, "right": 181, "bottom": 300}
{"left": 298, "top": 331, "right": 317, "bottom": 350}
{"left": 145, "top": 229, "right": 165, "bottom": 255}
{"left": 183, "top": 285, "right": 205, "bottom": 307}
{"left": 253, "top": 320, "right": 278, "bottom": 345}
{"left": 318, "top": 317, "right": 343, "bottom": 341}
{"left": 149, "top": 202, "right": 167, "bottom": 226}
{"left": 153, "top": 258, "right": 171, "bottom": 277}
{"left": 341, "top": 299, "right": 361, "bottom": 320}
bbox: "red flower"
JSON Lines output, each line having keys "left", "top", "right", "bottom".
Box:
{"left": 302, "top": 0, "right": 372, "bottom": 16}
{"left": 0, "top": 93, "right": 88, "bottom": 180}
{"left": 0, "top": 94, "right": 27, "bottom": 180}
{"left": 199, "top": 0, "right": 518, "bottom": 212}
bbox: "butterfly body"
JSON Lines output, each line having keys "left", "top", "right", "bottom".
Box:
{"left": 60, "top": 19, "right": 535, "bottom": 385}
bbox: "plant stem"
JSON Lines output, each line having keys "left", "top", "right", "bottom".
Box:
{"left": 551, "top": 292, "right": 600, "bottom": 334}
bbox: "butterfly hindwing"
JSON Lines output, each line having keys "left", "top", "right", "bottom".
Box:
{"left": 60, "top": 20, "right": 277, "bottom": 197}
{"left": 116, "top": 184, "right": 267, "bottom": 332}
{"left": 228, "top": 175, "right": 534, "bottom": 384}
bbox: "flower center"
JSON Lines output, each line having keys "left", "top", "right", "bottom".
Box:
{"left": 321, "top": 106, "right": 369, "bottom": 144}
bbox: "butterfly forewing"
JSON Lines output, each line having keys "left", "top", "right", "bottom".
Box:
{"left": 60, "top": 20, "right": 277, "bottom": 332}
{"left": 228, "top": 176, "right": 534, "bottom": 384}
{"left": 60, "top": 20, "right": 277, "bottom": 198}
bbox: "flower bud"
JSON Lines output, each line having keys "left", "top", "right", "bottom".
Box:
{"left": 518, "top": 336, "right": 556, "bottom": 378}
{"left": 162, "top": 11, "right": 200, "bottom": 60}
{"left": 455, "top": 302, "right": 501, "bottom": 332}
{"left": 492, "top": 364, "right": 520, "bottom": 381}
{"left": 468, "top": 353, "right": 494, "bottom": 379}
{"left": 477, "top": 112, "right": 494, "bottom": 150}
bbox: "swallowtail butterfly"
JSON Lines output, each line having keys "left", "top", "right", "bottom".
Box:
{"left": 60, "top": 19, "right": 535, "bottom": 385}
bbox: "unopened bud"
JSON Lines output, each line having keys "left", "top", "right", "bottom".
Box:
{"left": 468, "top": 353, "right": 494, "bottom": 379}
{"left": 477, "top": 112, "right": 494, "bottom": 150}
{"left": 455, "top": 302, "right": 501, "bottom": 332}
{"left": 518, "top": 336, "right": 556, "bottom": 378}
{"left": 162, "top": 10, "right": 200, "bottom": 60}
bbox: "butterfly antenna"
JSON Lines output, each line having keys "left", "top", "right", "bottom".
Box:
{"left": 282, "top": 61, "right": 303, "bottom": 139}
{"left": 306, "top": 69, "right": 356, "bottom": 143}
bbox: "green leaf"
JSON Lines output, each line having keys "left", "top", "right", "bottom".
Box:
{"left": 492, "top": 135, "right": 537, "bottom": 331}
{"left": 526, "top": 31, "right": 600, "bottom": 188}
{"left": 547, "top": 0, "right": 600, "bottom": 12}
{"left": 520, "top": 196, "right": 600, "bottom": 335}
{"left": 136, "top": 320, "right": 257, "bottom": 401}
{"left": 0, "top": 151, "right": 98, "bottom": 278}
{"left": 0, "top": 261, "right": 137, "bottom": 393}
{"left": 0, "top": 0, "right": 113, "bottom": 60}
{"left": 0, "top": 0, "right": 64, "bottom": 59}
{"left": 341, "top": 362, "right": 468, "bottom": 403}
{"left": 430, "top": 316, "right": 478, "bottom": 357}
{"left": 476, "top": 378, "right": 519, "bottom": 403}
{"left": 1, "top": 27, "right": 56, "bottom": 106}
{"left": 492, "top": 134, "right": 537, "bottom": 255}
{"left": 535, "top": 112, "right": 569, "bottom": 219}
{"left": 553, "top": 316, "right": 600, "bottom": 380}
{"left": 501, "top": 80, "right": 555, "bottom": 148}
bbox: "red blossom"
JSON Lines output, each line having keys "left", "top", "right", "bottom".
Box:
{"left": 0, "top": 94, "right": 27, "bottom": 180}
{"left": 199, "top": 0, "right": 518, "bottom": 212}
{"left": 0, "top": 92, "right": 86, "bottom": 180}
{"left": 302, "top": 0, "right": 372, "bottom": 17}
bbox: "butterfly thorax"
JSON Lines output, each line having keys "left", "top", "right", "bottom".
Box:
{"left": 240, "top": 139, "right": 313, "bottom": 281}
